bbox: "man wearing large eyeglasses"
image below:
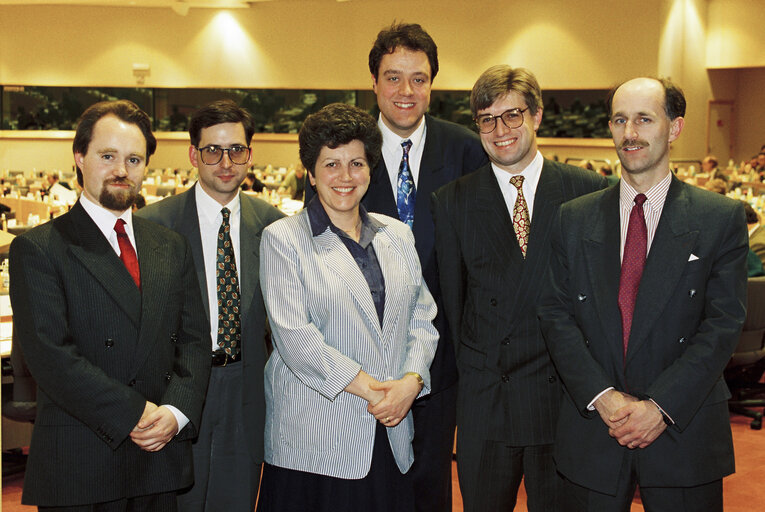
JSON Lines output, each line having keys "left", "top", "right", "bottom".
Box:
{"left": 431, "top": 65, "right": 606, "bottom": 511}
{"left": 138, "top": 99, "right": 284, "bottom": 512}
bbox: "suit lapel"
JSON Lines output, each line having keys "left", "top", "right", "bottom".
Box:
{"left": 66, "top": 202, "right": 142, "bottom": 327}
{"left": 239, "top": 194, "right": 263, "bottom": 316}
{"left": 626, "top": 179, "right": 698, "bottom": 363}
{"left": 175, "top": 187, "right": 209, "bottom": 314}
{"left": 373, "top": 229, "right": 407, "bottom": 345}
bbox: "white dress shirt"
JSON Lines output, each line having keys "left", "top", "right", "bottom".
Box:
{"left": 379, "top": 115, "right": 427, "bottom": 193}
{"left": 79, "top": 194, "right": 189, "bottom": 430}
{"left": 195, "top": 183, "right": 242, "bottom": 351}
{"left": 491, "top": 150, "right": 544, "bottom": 221}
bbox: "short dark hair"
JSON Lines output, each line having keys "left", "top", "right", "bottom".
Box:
{"left": 743, "top": 201, "right": 759, "bottom": 224}
{"left": 369, "top": 22, "right": 438, "bottom": 81}
{"left": 73, "top": 100, "right": 156, "bottom": 186}
{"left": 470, "top": 65, "right": 543, "bottom": 117}
{"left": 189, "top": 99, "right": 255, "bottom": 147}
{"left": 703, "top": 155, "right": 719, "bottom": 168}
{"left": 299, "top": 103, "right": 382, "bottom": 175}
{"left": 607, "top": 77, "right": 686, "bottom": 120}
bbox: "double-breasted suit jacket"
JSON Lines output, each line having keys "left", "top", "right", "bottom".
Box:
{"left": 137, "top": 185, "right": 285, "bottom": 464}
{"left": 9, "top": 201, "right": 211, "bottom": 507}
{"left": 431, "top": 160, "right": 606, "bottom": 447}
{"left": 538, "top": 177, "right": 748, "bottom": 495}
{"left": 259, "top": 210, "right": 438, "bottom": 479}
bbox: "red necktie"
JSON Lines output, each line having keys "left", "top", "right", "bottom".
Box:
{"left": 618, "top": 193, "right": 647, "bottom": 359}
{"left": 114, "top": 219, "right": 141, "bottom": 290}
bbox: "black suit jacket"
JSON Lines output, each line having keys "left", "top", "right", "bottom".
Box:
{"left": 362, "top": 114, "right": 488, "bottom": 393}
{"left": 137, "top": 186, "right": 285, "bottom": 463}
{"left": 10, "top": 201, "right": 211, "bottom": 506}
{"left": 538, "top": 177, "right": 748, "bottom": 494}
{"left": 432, "top": 160, "right": 606, "bottom": 445}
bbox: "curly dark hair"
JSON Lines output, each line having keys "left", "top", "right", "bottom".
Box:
{"left": 368, "top": 22, "right": 438, "bottom": 81}
{"left": 298, "top": 103, "right": 382, "bottom": 175}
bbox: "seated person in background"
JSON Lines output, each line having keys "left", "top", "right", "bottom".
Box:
{"left": 132, "top": 194, "right": 146, "bottom": 211}
{"left": 702, "top": 155, "right": 728, "bottom": 182}
{"left": 745, "top": 201, "right": 765, "bottom": 271}
{"left": 256, "top": 103, "right": 438, "bottom": 512}
{"left": 599, "top": 163, "right": 620, "bottom": 186}
{"left": 277, "top": 163, "right": 306, "bottom": 201}
{"left": 45, "top": 173, "right": 72, "bottom": 192}
{"left": 241, "top": 171, "right": 265, "bottom": 192}
{"left": 704, "top": 177, "right": 728, "bottom": 195}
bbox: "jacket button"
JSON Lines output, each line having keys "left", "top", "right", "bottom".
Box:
{"left": 585, "top": 339, "right": 590, "bottom": 347}
{"left": 578, "top": 293, "right": 587, "bottom": 302}
{"left": 502, "top": 336, "right": 511, "bottom": 346}
{"left": 678, "top": 337, "right": 687, "bottom": 344}
{"left": 501, "top": 374, "right": 510, "bottom": 383}
{"left": 170, "top": 333, "right": 179, "bottom": 343}
{"left": 490, "top": 298, "right": 497, "bottom": 306}
{"left": 688, "top": 289, "right": 697, "bottom": 297}
{"left": 105, "top": 338, "right": 114, "bottom": 348}
{"left": 548, "top": 375, "right": 557, "bottom": 383}
{"left": 128, "top": 379, "right": 136, "bottom": 387}
{"left": 165, "top": 372, "right": 171, "bottom": 382}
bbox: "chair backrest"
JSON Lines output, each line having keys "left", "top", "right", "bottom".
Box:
{"left": 733, "top": 276, "right": 765, "bottom": 357}
{"left": 1, "top": 325, "right": 37, "bottom": 422}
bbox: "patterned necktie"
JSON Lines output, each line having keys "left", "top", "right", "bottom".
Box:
{"left": 397, "top": 139, "right": 416, "bottom": 228}
{"left": 509, "top": 175, "right": 530, "bottom": 258}
{"left": 618, "top": 193, "right": 648, "bottom": 359}
{"left": 114, "top": 219, "right": 140, "bottom": 290}
{"left": 217, "top": 208, "right": 241, "bottom": 356}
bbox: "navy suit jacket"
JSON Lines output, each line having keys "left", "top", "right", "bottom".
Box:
{"left": 137, "top": 185, "right": 284, "bottom": 463}
{"left": 539, "top": 177, "right": 748, "bottom": 494}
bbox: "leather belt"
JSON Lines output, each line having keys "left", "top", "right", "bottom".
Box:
{"left": 211, "top": 350, "right": 241, "bottom": 367}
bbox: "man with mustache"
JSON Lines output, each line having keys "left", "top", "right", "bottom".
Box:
{"left": 9, "top": 99, "right": 211, "bottom": 510}
{"left": 538, "top": 77, "right": 748, "bottom": 511}
{"left": 138, "top": 99, "right": 284, "bottom": 511}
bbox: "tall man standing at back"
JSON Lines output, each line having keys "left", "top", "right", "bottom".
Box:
{"left": 138, "top": 99, "right": 284, "bottom": 511}
{"left": 538, "top": 78, "right": 747, "bottom": 511}
{"left": 364, "top": 22, "right": 488, "bottom": 512}
{"left": 431, "top": 66, "right": 606, "bottom": 511}
{"left": 10, "top": 100, "right": 211, "bottom": 510}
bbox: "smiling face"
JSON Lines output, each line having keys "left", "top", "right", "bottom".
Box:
{"left": 74, "top": 114, "right": 146, "bottom": 214}
{"left": 190, "top": 122, "right": 251, "bottom": 205}
{"left": 308, "top": 140, "right": 370, "bottom": 226}
{"left": 609, "top": 78, "right": 684, "bottom": 187}
{"left": 477, "top": 91, "right": 542, "bottom": 175}
{"left": 372, "top": 47, "right": 432, "bottom": 138}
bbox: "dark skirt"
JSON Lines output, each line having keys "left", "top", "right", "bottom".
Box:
{"left": 256, "top": 422, "right": 415, "bottom": 512}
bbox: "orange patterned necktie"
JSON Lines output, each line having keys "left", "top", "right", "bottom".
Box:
{"left": 509, "top": 175, "right": 530, "bottom": 257}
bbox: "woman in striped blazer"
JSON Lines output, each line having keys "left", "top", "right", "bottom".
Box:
{"left": 257, "top": 104, "right": 438, "bottom": 512}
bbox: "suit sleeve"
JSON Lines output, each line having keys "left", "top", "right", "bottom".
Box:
{"left": 9, "top": 235, "right": 146, "bottom": 449}
{"left": 160, "top": 237, "right": 211, "bottom": 437}
{"left": 645, "top": 203, "right": 748, "bottom": 430}
{"left": 259, "top": 225, "right": 362, "bottom": 401}
{"left": 537, "top": 207, "right": 617, "bottom": 414}
{"left": 430, "top": 187, "right": 467, "bottom": 360}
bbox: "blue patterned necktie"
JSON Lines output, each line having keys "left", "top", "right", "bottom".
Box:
{"left": 217, "top": 208, "right": 241, "bottom": 357}
{"left": 397, "top": 139, "right": 416, "bottom": 228}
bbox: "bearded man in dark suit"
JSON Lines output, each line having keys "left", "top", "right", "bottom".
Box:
{"left": 10, "top": 100, "right": 210, "bottom": 511}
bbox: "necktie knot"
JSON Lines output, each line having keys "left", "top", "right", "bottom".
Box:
{"left": 401, "top": 139, "right": 412, "bottom": 155}
{"left": 221, "top": 207, "right": 231, "bottom": 223}
{"left": 634, "top": 193, "right": 647, "bottom": 207}
{"left": 114, "top": 218, "right": 127, "bottom": 235}
{"left": 509, "top": 175, "right": 525, "bottom": 190}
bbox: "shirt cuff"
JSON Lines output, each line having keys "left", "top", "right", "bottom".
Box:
{"left": 587, "top": 387, "right": 615, "bottom": 411}
{"left": 648, "top": 398, "right": 675, "bottom": 425}
{"left": 163, "top": 404, "right": 189, "bottom": 435}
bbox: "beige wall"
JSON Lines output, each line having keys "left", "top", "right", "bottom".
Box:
{"left": 707, "top": 0, "right": 765, "bottom": 68}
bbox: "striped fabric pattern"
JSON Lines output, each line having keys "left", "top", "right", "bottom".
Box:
{"left": 259, "top": 210, "right": 438, "bottom": 479}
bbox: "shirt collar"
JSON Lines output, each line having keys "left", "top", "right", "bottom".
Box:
{"left": 490, "top": 150, "right": 544, "bottom": 185}
{"left": 194, "top": 181, "right": 241, "bottom": 222}
{"left": 307, "top": 196, "right": 385, "bottom": 245}
{"left": 619, "top": 171, "right": 672, "bottom": 213}
{"left": 379, "top": 114, "right": 426, "bottom": 154}
{"left": 79, "top": 192, "right": 133, "bottom": 240}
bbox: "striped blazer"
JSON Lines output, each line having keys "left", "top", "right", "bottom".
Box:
{"left": 259, "top": 210, "right": 438, "bottom": 479}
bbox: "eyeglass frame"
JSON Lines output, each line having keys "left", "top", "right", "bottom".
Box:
{"left": 474, "top": 107, "right": 529, "bottom": 134}
{"left": 195, "top": 144, "right": 252, "bottom": 165}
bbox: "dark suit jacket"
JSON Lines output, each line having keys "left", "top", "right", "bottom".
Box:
{"left": 137, "top": 185, "right": 285, "bottom": 464}
{"left": 361, "top": 114, "right": 487, "bottom": 394}
{"left": 431, "top": 160, "right": 606, "bottom": 445}
{"left": 9, "top": 201, "right": 211, "bottom": 507}
{"left": 749, "top": 224, "right": 765, "bottom": 265}
{"left": 538, "top": 177, "right": 748, "bottom": 494}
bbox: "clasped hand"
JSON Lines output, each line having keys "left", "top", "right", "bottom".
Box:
{"left": 367, "top": 375, "right": 422, "bottom": 428}
{"left": 129, "top": 401, "right": 179, "bottom": 452}
{"left": 594, "top": 390, "right": 667, "bottom": 449}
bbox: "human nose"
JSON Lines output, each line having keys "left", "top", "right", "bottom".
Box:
{"left": 220, "top": 150, "right": 234, "bottom": 168}
{"left": 399, "top": 79, "right": 413, "bottom": 96}
{"left": 624, "top": 120, "right": 638, "bottom": 139}
{"left": 337, "top": 163, "right": 353, "bottom": 181}
{"left": 113, "top": 160, "right": 127, "bottom": 177}
{"left": 494, "top": 115, "right": 511, "bottom": 136}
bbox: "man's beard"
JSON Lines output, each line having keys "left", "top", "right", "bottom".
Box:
{"left": 99, "top": 178, "right": 138, "bottom": 211}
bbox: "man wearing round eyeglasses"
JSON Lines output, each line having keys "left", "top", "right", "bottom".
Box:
{"left": 431, "top": 65, "right": 606, "bottom": 511}
{"left": 138, "top": 99, "right": 284, "bottom": 511}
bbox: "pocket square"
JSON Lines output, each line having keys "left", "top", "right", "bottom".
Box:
{"left": 688, "top": 253, "right": 699, "bottom": 261}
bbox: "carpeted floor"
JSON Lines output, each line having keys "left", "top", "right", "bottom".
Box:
{"left": 3, "top": 413, "right": 764, "bottom": 511}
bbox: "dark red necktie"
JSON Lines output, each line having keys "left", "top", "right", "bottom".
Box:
{"left": 618, "top": 193, "right": 647, "bottom": 359}
{"left": 114, "top": 219, "right": 141, "bottom": 290}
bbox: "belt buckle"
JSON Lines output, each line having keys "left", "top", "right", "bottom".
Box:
{"left": 222, "top": 354, "right": 229, "bottom": 367}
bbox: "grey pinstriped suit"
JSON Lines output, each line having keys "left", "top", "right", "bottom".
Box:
{"left": 259, "top": 209, "right": 438, "bottom": 479}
